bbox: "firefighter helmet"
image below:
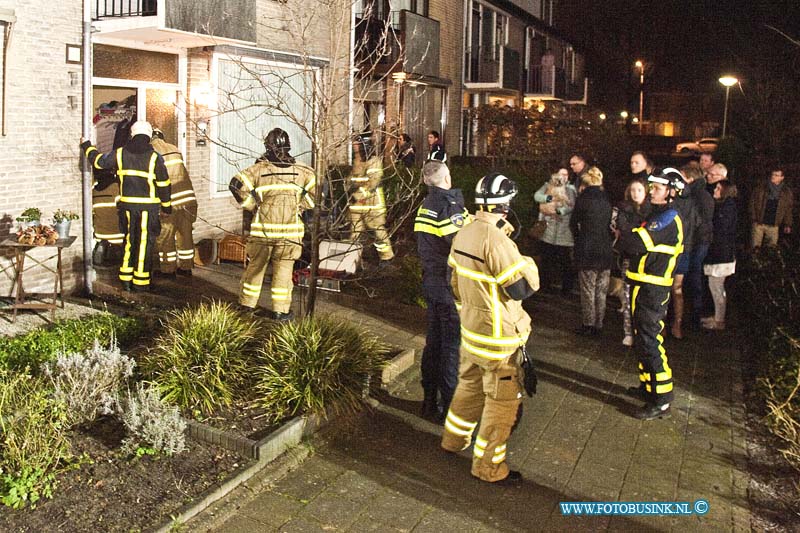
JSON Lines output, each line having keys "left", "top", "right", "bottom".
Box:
{"left": 264, "top": 128, "right": 291, "bottom": 155}
{"left": 475, "top": 172, "right": 518, "bottom": 213}
{"left": 130, "top": 120, "right": 153, "bottom": 139}
{"left": 648, "top": 167, "right": 686, "bottom": 196}
{"left": 151, "top": 128, "right": 165, "bottom": 140}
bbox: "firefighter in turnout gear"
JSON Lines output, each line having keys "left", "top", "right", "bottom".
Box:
{"left": 618, "top": 168, "right": 685, "bottom": 420}
{"left": 441, "top": 173, "right": 540, "bottom": 484}
{"left": 91, "top": 172, "right": 124, "bottom": 265}
{"left": 414, "top": 160, "right": 470, "bottom": 423}
{"left": 81, "top": 121, "right": 171, "bottom": 291}
{"left": 347, "top": 132, "right": 394, "bottom": 263}
{"left": 229, "top": 128, "right": 315, "bottom": 320}
{"left": 151, "top": 129, "right": 197, "bottom": 276}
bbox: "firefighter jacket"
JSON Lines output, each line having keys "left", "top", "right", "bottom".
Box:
{"left": 448, "top": 210, "right": 540, "bottom": 363}
{"left": 229, "top": 160, "right": 315, "bottom": 241}
{"left": 619, "top": 203, "right": 684, "bottom": 287}
{"left": 414, "top": 187, "right": 469, "bottom": 286}
{"left": 82, "top": 138, "right": 172, "bottom": 214}
{"left": 151, "top": 138, "right": 197, "bottom": 216}
{"left": 347, "top": 156, "right": 386, "bottom": 211}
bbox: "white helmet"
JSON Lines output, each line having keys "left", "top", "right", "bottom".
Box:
{"left": 130, "top": 120, "right": 153, "bottom": 139}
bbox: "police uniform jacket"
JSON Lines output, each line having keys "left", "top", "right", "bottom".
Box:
{"left": 82, "top": 136, "right": 172, "bottom": 213}
{"left": 619, "top": 204, "right": 684, "bottom": 287}
{"left": 414, "top": 187, "right": 468, "bottom": 286}
{"left": 347, "top": 156, "right": 385, "bottom": 210}
{"left": 448, "top": 211, "right": 540, "bottom": 364}
{"left": 229, "top": 160, "right": 315, "bottom": 242}
{"left": 151, "top": 138, "right": 197, "bottom": 216}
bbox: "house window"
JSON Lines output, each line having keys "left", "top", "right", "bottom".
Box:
{"left": 465, "top": 1, "right": 508, "bottom": 64}
{"left": 214, "top": 58, "right": 315, "bottom": 193}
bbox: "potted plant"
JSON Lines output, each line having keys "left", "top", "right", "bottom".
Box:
{"left": 16, "top": 207, "right": 42, "bottom": 229}
{"left": 52, "top": 209, "right": 79, "bottom": 239}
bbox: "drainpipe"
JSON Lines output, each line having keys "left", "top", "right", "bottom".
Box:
{"left": 81, "top": 0, "right": 93, "bottom": 294}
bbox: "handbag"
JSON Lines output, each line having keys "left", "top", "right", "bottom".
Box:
{"left": 528, "top": 219, "right": 547, "bottom": 240}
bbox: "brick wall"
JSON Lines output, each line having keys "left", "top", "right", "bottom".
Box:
{"left": 429, "top": 0, "right": 464, "bottom": 155}
{"left": 0, "top": 1, "right": 84, "bottom": 296}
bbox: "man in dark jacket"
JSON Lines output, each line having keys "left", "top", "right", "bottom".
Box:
{"left": 668, "top": 169, "right": 701, "bottom": 339}
{"left": 414, "top": 160, "right": 469, "bottom": 422}
{"left": 82, "top": 121, "right": 171, "bottom": 292}
{"left": 682, "top": 165, "right": 714, "bottom": 328}
{"left": 750, "top": 167, "right": 794, "bottom": 247}
{"left": 570, "top": 166, "right": 613, "bottom": 335}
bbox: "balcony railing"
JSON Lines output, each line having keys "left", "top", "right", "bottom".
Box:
{"left": 354, "top": 10, "right": 440, "bottom": 78}
{"left": 465, "top": 46, "right": 520, "bottom": 90}
{"left": 94, "top": 0, "right": 157, "bottom": 19}
{"left": 526, "top": 65, "right": 567, "bottom": 99}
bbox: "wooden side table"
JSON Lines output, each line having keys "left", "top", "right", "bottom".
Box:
{"left": 1, "top": 236, "right": 77, "bottom": 322}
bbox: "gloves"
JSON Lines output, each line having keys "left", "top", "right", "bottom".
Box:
{"left": 520, "top": 346, "right": 538, "bottom": 397}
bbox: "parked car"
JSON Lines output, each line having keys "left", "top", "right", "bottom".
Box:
{"left": 675, "top": 137, "right": 719, "bottom": 154}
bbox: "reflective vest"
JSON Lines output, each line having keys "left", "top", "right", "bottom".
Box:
{"left": 83, "top": 142, "right": 171, "bottom": 211}
{"left": 622, "top": 206, "right": 684, "bottom": 287}
{"left": 449, "top": 211, "right": 540, "bottom": 362}
{"left": 347, "top": 156, "right": 386, "bottom": 211}
{"left": 230, "top": 160, "right": 315, "bottom": 241}
{"left": 151, "top": 139, "right": 197, "bottom": 214}
{"left": 414, "top": 187, "right": 469, "bottom": 284}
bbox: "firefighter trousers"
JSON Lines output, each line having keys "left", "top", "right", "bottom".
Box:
{"left": 421, "top": 283, "right": 460, "bottom": 413}
{"left": 157, "top": 207, "right": 197, "bottom": 273}
{"left": 631, "top": 284, "right": 674, "bottom": 406}
{"left": 118, "top": 205, "right": 161, "bottom": 287}
{"left": 239, "top": 238, "right": 301, "bottom": 313}
{"left": 441, "top": 352, "right": 523, "bottom": 482}
{"left": 349, "top": 208, "right": 394, "bottom": 261}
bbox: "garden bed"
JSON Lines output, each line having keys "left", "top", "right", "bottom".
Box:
{"left": 0, "top": 416, "right": 248, "bottom": 533}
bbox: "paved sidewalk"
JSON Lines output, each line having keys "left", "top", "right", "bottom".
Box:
{"left": 177, "top": 265, "right": 750, "bottom": 532}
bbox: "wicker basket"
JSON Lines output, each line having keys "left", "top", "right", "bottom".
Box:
{"left": 216, "top": 234, "right": 248, "bottom": 267}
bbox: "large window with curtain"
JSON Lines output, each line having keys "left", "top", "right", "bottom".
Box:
{"left": 214, "top": 57, "right": 316, "bottom": 193}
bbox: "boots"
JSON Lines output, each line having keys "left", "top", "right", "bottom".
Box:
{"left": 420, "top": 389, "right": 443, "bottom": 424}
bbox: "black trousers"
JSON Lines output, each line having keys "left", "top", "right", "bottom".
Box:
{"left": 631, "top": 283, "right": 674, "bottom": 406}
{"left": 118, "top": 205, "right": 161, "bottom": 287}
{"left": 421, "top": 283, "right": 461, "bottom": 412}
{"left": 537, "top": 241, "right": 574, "bottom": 293}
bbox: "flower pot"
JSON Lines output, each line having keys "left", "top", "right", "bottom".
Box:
{"left": 54, "top": 220, "right": 71, "bottom": 239}
{"left": 19, "top": 219, "right": 40, "bottom": 231}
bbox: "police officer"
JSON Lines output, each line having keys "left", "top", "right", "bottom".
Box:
{"left": 151, "top": 128, "right": 197, "bottom": 277}
{"left": 441, "top": 173, "right": 540, "bottom": 484}
{"left": 414, "top": 160, "right": 469, "bottom": 422}
{"left": 81, "top": 121, "right": 171, "bottom": 292}
{"left": 347, "top": 132, "right": 394, "bottom": 264}
{"left": 228, "top": 128, "right": 315, "bottom": 320}
{"left": 618, "top": 168, "right": 685, "bottom": 420}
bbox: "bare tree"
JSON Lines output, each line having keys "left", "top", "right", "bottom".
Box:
{"left": 203, "top": 0, "right": 427, "bottom": 315}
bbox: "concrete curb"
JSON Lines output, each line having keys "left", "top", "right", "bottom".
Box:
{"left": 155, "top": 348, "right": 415, "bottom": 532}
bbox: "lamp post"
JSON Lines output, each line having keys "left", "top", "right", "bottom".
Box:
{"left": 719, "top": 76, "right": 738, "bottom": 138}
{"left": 635, "top": 60, "right": 644, "bottom": 134}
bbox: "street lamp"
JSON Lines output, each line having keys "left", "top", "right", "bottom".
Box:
{"left": 635, "top": 60, "right": 644, "bottom": 134}
{"left": 620, "top": 110, "right": 629, "bottom": 119}
{"left": 719, "top": 75, "right": 738, "bottom": 138}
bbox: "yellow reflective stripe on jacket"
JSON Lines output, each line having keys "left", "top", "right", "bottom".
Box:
{"left": 448, "top": 254, "right": 497, "bottom": 283}
{"left": 237, "top": 172, "right": 255, "bottom": 191}
{"left": 461, "top": 327, "right": 527, "bottom": 347}
{"left": 496, "top": 259, "right": 529, "bottom": 284}
{"left": 164, "top": 158, "right": 184, "bottom": 167}
{"left": 462, "top": 340, "right": 516, "bottom": 360}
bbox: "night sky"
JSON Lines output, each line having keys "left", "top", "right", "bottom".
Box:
{"left": 555, "top": 0, "right": 800, "bottom": 111}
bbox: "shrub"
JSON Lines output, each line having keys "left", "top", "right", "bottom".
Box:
{"left": 254, "top": 315, "right": 389, "bottom": 421}
{"left": 119, "top": 382, "right": 186, "bottom": 457}
{"left": 396, "top": 255, "right": 426, "bottom": 308}
{"left": 142, "top": 301, "right": 257, "bottom": 414}
{"left": 0, "top": 313, "right": 143, "bottom": 372}
{"left": 42, "top": 340, "right": 136, "bottom": 427}
{"left": 0, "top": 371, "right": 71, "bottom": 509}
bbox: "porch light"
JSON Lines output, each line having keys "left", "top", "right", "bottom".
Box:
{"left": 599, "top": 113, "right": 606, "bottom": 121}
{"left": 391, "top": 72, "right": 407, "bottom": 84}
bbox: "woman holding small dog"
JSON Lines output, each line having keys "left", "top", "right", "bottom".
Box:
{"left": 534, "top": 168, "right": 577, "bottom": 294}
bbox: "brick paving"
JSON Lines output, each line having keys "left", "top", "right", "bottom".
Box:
{"left": 126, "top": 264, "right": 751, "bottom": 532}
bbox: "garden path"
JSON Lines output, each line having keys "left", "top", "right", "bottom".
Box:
{"left": 172, "top": 263, "right": 752, "bottom": 533}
